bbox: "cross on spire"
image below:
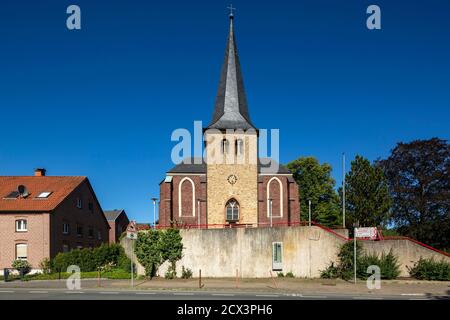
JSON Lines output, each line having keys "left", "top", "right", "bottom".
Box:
{"left": 227, "top": 4, "right": 236, "bottom": 18}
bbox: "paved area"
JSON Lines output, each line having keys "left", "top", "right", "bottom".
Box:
{"left": 0, "top": 278, "right": 449, "bottom": 300}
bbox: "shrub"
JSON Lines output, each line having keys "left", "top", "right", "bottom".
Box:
{"left": 285, "top": 271, "right": 295, "bottom": 278}
{"left": 52, "top": 243, "right": 130, "bottom": 273}
{"left": 181, "top": 266, "right": 193, "bottom": 279}
{"left": 277, "top": 272, "right": 284, "bottom": 277}
{"left": 320, "top": 262, "right": 339, "bottom": 279}
{"left": 12, "top": 260, "right": 31, "bottom": 274}
{"left": 408, "top": 258, "right": 450, "bottom": 281}
{"left": 38, "top": 258, "right": 52, "bottom": 274}
{"left": 320, "top": 242, "right": 400, "bottom": 280}
{"left": 164, "top": 264, "right": 177, "bottom": 279}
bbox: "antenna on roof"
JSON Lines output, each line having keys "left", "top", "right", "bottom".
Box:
{"left": 17, "top": 185, "right": 30, "bottom": 198}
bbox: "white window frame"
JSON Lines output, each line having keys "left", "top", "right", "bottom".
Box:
{"left": 76, "top": 197, "right": 82, "bottom": 209}
{"left": 63, "top": 223, "right": 70, "bottom": 234}
{"left": 15, "top": 219, "right": 27, "bottom": 232}
{"left": 178, "top": 177, "right": 196, "bottom": 217}
{"left": 272, "top": 242, "right": 283, "bottom": 271}
{"left": 226, "top": 200, "right": 239, "bottom": 222}
{"left": 267, "top": 177, "right": 283, "bottom": 218}
{"left": 15, "top": 243, "right": 28, "bottom": 261}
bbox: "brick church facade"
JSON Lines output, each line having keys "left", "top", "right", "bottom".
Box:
{"left": 158, "top": 14, "right": 300, "bottom": 228}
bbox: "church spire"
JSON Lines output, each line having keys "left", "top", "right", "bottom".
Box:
{"left": 207, "top": 10, "right": 255, "bottom": 130}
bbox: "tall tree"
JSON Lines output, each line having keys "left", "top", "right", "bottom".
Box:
{"left": 341, "top": 155, "right": 391, "bottom": 228}
{"left": 286, "top": 157, "right": 341, "bottom": 227}
{"left": 377, "top": 138, "right": 450, "bottom": 249}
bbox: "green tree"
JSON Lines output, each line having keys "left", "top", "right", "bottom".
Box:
{"left": 286, "top": 157, "right": 341, "bottom": 227}
{"left": 134, "top": 229, "right": 162, "bottom": 278}
{"left": 377, "top": 138, "right": 450, "bottom": 249}
{"left": 341, "top": 155, "right": 392, "bottom": 229}
{"left": 159, "top": 228, "right": 183, "bottom": 278}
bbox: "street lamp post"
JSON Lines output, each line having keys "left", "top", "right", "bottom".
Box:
{"left": 197, "top": 198, "right": 201, "bottom": 229}
{"left": 308, "top": 200, "right": 312, "bottom": 227}
{"left": 151, "top": 197, "right": 158, "bottom": 228}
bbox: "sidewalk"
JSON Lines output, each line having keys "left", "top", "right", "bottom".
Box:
{"left": 1, "top": 277, "right": 449, "bottom": 298}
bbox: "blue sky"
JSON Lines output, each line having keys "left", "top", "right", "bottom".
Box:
{"left": 1, "top": 0, "right": 449, "bottom": 223}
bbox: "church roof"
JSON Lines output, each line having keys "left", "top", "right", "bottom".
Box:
{"left": 167, "top": 158, "right": 291, "bottom": 175}
{"left": 207, "top": 15, "right": 256, "bottom": 131}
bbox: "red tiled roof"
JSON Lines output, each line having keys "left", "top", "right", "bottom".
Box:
{"left": 0, "top": 176, "right": 86, "bottom": 212}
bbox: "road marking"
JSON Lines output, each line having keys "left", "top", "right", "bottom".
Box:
{"left": 29, "top": 291, "right": 48, "bottom": 294}
{"left": 173, "top": 293, "right": 194, "bottom": 296}
{"left": 0, "top": 290, "right": 15, "bottom": 293}
{"left": 353, "top": 297, "right": 383, "bottom": 300}
{"left": 301, "top": 295, "right": 327, "bottom": 299}
{"left": 65, "top": 291, "right": 84, "bottom": 294}
{"left": 401, "top": 293, "right": 425, "bottom": 296}
{"left": 212, "top": 293, "right": 235, "bottom": 296}
{"left": 135, "top": 292, "right": 156, "bottom": 295}
{"left": 256, "top": 294, "right": 279, "bottom": 297}
{"left": 99, "top": 292, "right": 119, "bottom": 294}
{"left": 409, "top": 298, "right": 430, "bottom": 300}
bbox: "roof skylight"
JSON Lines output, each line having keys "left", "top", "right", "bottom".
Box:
{"left": 36, "top": 191, "right": 52, "bottom": 199}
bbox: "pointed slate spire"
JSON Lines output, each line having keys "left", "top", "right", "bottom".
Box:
{"left": 207, "top": 13, "right": 256, "bottom": 130}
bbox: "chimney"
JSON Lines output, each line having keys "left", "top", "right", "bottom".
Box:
{"left": 34, "top": 168, "right": 46, "bottom": 177}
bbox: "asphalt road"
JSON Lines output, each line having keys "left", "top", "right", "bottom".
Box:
{"left": 0, "top": 288, "right": 447, "bottom": 300}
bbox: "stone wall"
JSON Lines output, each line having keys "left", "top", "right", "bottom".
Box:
{"left": 361, "top": 239, "right": 450, "bottom": 276}
{"left": 123, "top": 226, "right": 450, "bottom": 278}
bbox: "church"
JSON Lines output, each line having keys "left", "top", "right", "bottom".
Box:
{"left": 158, "top": 13, "right": 300, "bottom": 228}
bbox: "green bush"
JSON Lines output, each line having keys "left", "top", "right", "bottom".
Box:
{"left": 12, "top": 260, "right": 31, "bottom": 274}
{"left": 277, "top": 272, "right": 284, "bottom": 277}
{"left": 181, "top": 266, "right": 193, "bottom": 279}
{"left": 38, "top": 258, "right": 52, "bottom": 274}
{"left": 320, "top": 242, "right": 400, "bottom": 280}
{"left": 285, "top": 272, "right": 295, "bottom": 278}
{"left": 52, "top": 243, "right": 130, "bottom": 273}
{"left": 164, "top": 264, "right": 177, "bottom": 279}
{"left": 320, "top": 262, "right": 339, "bottom": 279}
{"left": 408, "top": 258, "right": 450, "bottom": 281}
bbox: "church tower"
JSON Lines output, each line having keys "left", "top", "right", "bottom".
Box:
{"left": 204, "top": 12, "right": 259, "bottom": 226}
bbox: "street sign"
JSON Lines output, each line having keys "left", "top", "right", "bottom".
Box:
{"left": 355, "top": 227, "right": 377, "bottom": 240}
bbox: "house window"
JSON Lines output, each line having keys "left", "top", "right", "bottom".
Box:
{"left": 221, "top": 139, "right": 230, "bottom": 154}
{"left": 88, "top": 202, "right": 93, "bottom": 212}
{"left": 236, "top": 139, "right": 244, "bottom": 156}
{"left": 36, "top": 191, "right": 52, "bottom": 199}
{"left": 88, "top": 228, "right": 94, "bottom": 238}
{"left": 76, "top": 197, "right": 82, "bottom": 209}
{"left": 16, "top": 243, "right": 28, "bottom": 260}
{"left": 15, "top": 219, "right": 27, "bottom": 232}
{"left": 76, "top": 243, "right": 83, "bottom": 249}
{"left": 62, "top": 244, "right": 70, "bottom": 253}
{"left": 62, "top": 223, "right": 70, "bottom": 235}
{"left": 272, "top": 242, "right": 283, "bottom": 271}
{"left": 97, "top": 230, "right": 102, "bottom": 240}
{"left": 226, "top": 199, "right": 239, "bottom": 222}
{"left": 76, "top": 225, "right": 83, "bottom": 237}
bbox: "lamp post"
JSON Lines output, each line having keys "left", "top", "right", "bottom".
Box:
{"left": 308, "top": 200, "right": 312, "bottom": 227}
{"left": 151, "top": 197, "right": 158, "bottom": 228}
{"left": 269, "top": 198, "right": 273, "bottom": 227}
{"left": 342, "top": 153, "right": 346, "bottom": 228}
{"left": 197, "top": 198, "right": 202, "bottom": 229}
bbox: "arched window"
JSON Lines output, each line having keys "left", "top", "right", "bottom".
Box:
{"left": 226, "top": 199, "right": 239, "bottom": 222}
{"left": 178, "top": 177, "right": 196, "bottom": 217}
{"left": 221, "top": 139, "right": 230, "bottom": 154}
{"left": 267, "top": 177, "right": 283, "bottom": 218}
{"left": 236, "top": 139, "right": 244, "bottom": 156}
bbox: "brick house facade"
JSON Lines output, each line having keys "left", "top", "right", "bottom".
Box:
{"left": 0, "top": 169, "right": 110, "bottom": 273}
{"left": 158, "top": 15, "right": 301, "bottom": 228}
{"left": 104, "top": 209, "right": 130, "bottom": 243}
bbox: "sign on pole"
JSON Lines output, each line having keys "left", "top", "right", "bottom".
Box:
{"left": 355, "top": 227, "right": 378, "bottom": 240}
{"left": 353, "top": 227, "right": 378, "bottom": 284}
